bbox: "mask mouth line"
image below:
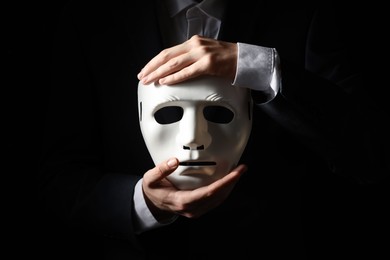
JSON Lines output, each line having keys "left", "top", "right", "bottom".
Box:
{"left": 179, "top": 161, "right": 216, "bottom": 166}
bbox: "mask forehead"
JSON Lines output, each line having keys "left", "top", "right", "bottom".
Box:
{"left": 138, "top": 76, "right": 248, "bottom": 110}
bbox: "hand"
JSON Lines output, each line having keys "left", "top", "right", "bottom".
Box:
{"left": 137, "top": 35, "right": 238, "bottom": 85}
{"left": 142, "top": 157, "right": 247, "bottom": 221}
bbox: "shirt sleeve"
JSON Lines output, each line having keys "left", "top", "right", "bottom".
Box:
{"left": 233, "top": 42, "right": 281, "bottom": 103}
{"left": 133, "top": 178, "right": 178, "bottom": 234}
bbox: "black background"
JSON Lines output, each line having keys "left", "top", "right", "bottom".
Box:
{"left": 5, "top": 1, "right": 388, "bottom": 259}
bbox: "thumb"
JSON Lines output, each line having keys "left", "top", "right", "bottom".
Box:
{"left": 146, "top": 157, "right": 179, "bottom": 183}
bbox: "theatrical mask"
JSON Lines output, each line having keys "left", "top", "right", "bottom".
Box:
{"left": 138, "top": 76, "right": 252, "bottom": 190}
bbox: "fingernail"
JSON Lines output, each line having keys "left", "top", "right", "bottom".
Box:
{"left": 167, "top": 158, "right": 178, "bottom": 168}
{"left": 137, "top": 69, "right": 144, "bottom": 79}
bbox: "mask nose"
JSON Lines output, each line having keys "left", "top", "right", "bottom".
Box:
{"left": 177, "top": 107, "right": 211, "bottom": 150}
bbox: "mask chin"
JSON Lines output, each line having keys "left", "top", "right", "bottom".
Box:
{"left": 166, "top": 160, "right": 233, "bottom": 190}
{"left": 166, "top": 170, "right": 216, "bottom": 190}
{"left": 176, "top": 164, "right": 216, "bottom": 176}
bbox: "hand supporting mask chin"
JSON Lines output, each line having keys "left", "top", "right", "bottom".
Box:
{"left": 138, "top": 76, "right": 253, "bottom": 190}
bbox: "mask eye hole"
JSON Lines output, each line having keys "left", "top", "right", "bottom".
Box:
{"left": 203, "top": 106, "right": 234, "bottom": 124}
{"left": 154, "top": 106, "right": 184, "bottom": 124}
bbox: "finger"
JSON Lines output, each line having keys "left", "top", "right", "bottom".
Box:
{"left": 175, "top": 164, "right": 247, "bottom": 218}
{"left": 207, "top": 164, "right": 247, "bottom": 191}
{"left": 145, "top": 157, "right": 179, "bottom": 183}
{"left": 137, "top": 45, "right": 187, "bottom": 81}
{"left": 185, "top": 164, "right": 247, "bottom": 201}
{"left": 142, "top": 53, "right": 197, "bottom": 85}
{"left": 158, "top": 62, "right": 202, "bottom": 85}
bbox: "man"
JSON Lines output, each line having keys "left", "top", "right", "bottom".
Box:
{"left": 38, "top": 0, "right": 388, "bottom": 259}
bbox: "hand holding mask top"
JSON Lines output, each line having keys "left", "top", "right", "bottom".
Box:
{"left": 138, "top": 76, "right": 253, "bottom": 190}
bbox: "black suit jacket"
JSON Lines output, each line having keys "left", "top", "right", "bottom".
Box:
{"left": 37, "top": 0, "right": 388, "bottom": 259}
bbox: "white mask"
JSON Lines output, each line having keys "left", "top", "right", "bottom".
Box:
{"left": 138, "top": 76, "right": 253, "bottom": 190}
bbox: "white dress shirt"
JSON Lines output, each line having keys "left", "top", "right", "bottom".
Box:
{"left": 133, "top": 0, "right": 281, "bottom": 234}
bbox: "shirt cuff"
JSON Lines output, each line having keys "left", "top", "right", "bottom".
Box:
{"left": 233, "top": 42, "right": 281, "bottom": 103}
{"left": 133, "top": 178, "right": 178, "bottom": 234}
